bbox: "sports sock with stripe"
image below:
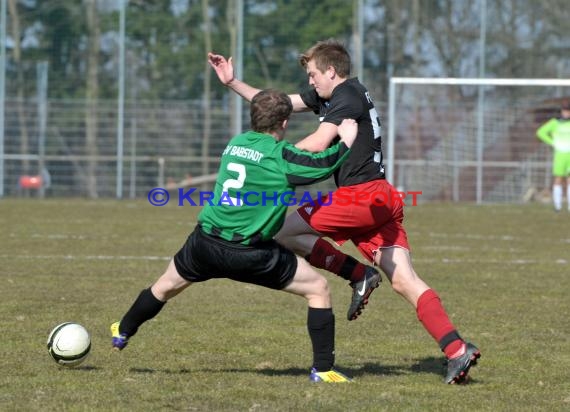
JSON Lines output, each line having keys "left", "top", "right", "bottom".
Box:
{"left": 306, "top": 238, "right": 366, "bottom": 282}
{"left": 416, "top": 289, "right": 464, "bottom": 358}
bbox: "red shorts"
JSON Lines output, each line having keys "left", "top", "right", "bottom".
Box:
{"left": 297, "top": 179, "right": 410, "bottom": 263}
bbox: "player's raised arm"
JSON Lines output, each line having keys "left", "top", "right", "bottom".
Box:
{"left": 207, "top": 52, "right": 308, "bottom": 112}
{"left": 208, "top": 52, "right": 260, "bottom": 101}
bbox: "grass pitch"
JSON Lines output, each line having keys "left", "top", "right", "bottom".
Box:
{"left": 1, "top": 199, "right": 569, "bottom": 411}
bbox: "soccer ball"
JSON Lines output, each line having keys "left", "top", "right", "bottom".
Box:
{"left": 47, "top": 322, "right": 91, "bottom": 367}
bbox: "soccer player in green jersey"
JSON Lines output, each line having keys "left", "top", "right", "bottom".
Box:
{"left": 111, "top": 89, "right": 358, "bottom": 383}
{"left": 536, "top": 99, "right": 570, "bottom": 212}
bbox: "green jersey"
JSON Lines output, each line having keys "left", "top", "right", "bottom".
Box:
{"left": 536, "top": 118, "right": 570, "bottom": 153}
{"left": 198, "top": 131, "right": 350, "bottom": 244}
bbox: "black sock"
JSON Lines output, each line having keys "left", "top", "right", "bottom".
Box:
{"left": 307, "top": 307, "right": 335, "bottom": 371}
{"left": 119, "top": 288, "right": 165, "bottom": 337}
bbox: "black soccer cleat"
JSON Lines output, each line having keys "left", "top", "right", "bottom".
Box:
{"left": 445, "top": 342, "right": 481, "bottom": 384}
{"left": 347, "top": 266, "right": 381, "bottom": 321}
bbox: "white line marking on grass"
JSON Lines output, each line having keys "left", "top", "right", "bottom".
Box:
{"left": 425, "top": 232, "right": 516, "bottom": 241}
{"left": 413, "top": 257, "right": 568, "bottom": 265}
{"left": 0, "top": 255, "right": 170, "bottom": 261}
{"left": 30, "top": 234, "right": 88, "bottom": 240}
{"left": 0, "top": 255, "right": 566, "bottom": 265}
{"left": 421, "top": 232, "right": 570, "bottom": 246}
{"left": 421, "top": 246, "right": 471, "bottom": 251}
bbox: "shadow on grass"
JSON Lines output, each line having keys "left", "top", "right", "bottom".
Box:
{"left": 61, "top": 365, "right": 100, "bottom": 371}
{"left": 410, "top": 356, "right": 446, "bottom": 376}
{"left": 254, "top": 356, "right": 445, "bottom": 379}
{"left": 129, "top": 356, "right": 445, "bottom": 379}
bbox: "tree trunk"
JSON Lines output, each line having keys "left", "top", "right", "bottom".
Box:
{"left": 85, "top": 0, "right": 99, "bottom": 198}
{"left": 226, "top": 1, "right": 237, "bottom": 137}
{"left": 201, "top": 0, "right": 212, "bottom": 185}
{"left": 8, "top": 0, "right": 30, "bottom": 174}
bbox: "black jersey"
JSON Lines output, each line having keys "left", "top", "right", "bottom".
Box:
{"left": 300, "top": 78, "right": 385, "bottom": 187}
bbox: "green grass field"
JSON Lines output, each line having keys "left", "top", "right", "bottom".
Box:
{"left": 1, "top": 199, "right": 569, "bottom": 411}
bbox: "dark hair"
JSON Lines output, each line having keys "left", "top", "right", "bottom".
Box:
{"left": 250, "top": 89, "right": 292, "bottom": 133}
{"left": 299, "top": 39, "right": 351, "bottom": 77}
{"left": 561, "top": 99, "right": 570, "bottom": 111}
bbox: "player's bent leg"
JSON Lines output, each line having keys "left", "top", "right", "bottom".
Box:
{"left": 277, "top": 212, "right": 381, "bottom": 321}
{"left": 283, "top": 257, "right": 352, "bottom": 382}
{"left": 375, "top": 247, "right": 481, "bottom": 383}
{"left": 111, "top": 259, "right": 193, "bottom": 351}
{"left": 274, "top": 211, "right": 321, "bottom": 257}
{"left": 151, "top": 259, "right": 193, "bottom": 301}
{"left": 282, "top": 256, "right": 330, "bottom": 308}
{"left": 375, "top": 246, "right": 429, "bottom": 307}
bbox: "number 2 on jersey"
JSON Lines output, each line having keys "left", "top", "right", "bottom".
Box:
{"left": 222, "top": 162, "right": 246, "bottom": 205}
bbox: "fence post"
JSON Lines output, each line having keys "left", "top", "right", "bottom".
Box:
{"left": 37, "top": 61, "right": 48, "bottom": 198}
{"left": 0, "top": 0, "right": 7, "bottom": 198}
{"left": 157, "top": 157, "right": 165, "bottom": 188}
{"left": 116, "top": 0, "right": 127, "bottom": 199}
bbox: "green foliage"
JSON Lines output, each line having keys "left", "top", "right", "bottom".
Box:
{"left": 122, "top": 0, "right": 205, "bottom": 99}
{"left": 242, "top": 0, "right": 353, "bottom": 92}
{"left": 1, "top": 199, "right": 569, "bottom": 411}
{"left": 8, "top": 0, "right": 356, "bottom": 100}
{"left": 7, "top": 1, "right": 570, "bottom": 101}
{"left": 9, "top": 0, "right": 88, "bottom": 98}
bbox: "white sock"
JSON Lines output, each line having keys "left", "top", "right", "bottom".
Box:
{"left": 553, "top": 184, "right": 563, "bottom": 211}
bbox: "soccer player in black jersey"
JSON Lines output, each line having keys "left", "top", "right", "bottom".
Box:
{"left": 111, "top": 89, "right": 358, "bottom": 383}
{"left": 209, "top": 40, "right": 481, "bottom": 384}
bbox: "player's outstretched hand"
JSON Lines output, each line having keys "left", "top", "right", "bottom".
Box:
{"left": 207, "top": 52, "right": 235, "bottom": 85}
{"left": 338, "top": 119, "right": 358, "bottom": 148}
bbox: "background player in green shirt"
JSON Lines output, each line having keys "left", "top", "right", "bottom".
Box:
{"left": 111, "top": 89, "right": 358, "bottom": 383}
{"left": 536, "top": 99, "right": 570, "bottom": 212}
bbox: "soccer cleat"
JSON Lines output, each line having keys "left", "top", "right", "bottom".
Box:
{"left": 445, "top": 342, "right": 481, "bottom": 384}
{"left": 347, "top": 266, "right": 381, "bottom": 321}
{"left": 110, "top": 321, "right": 129, "bottom": 351}
{"left": 309, "top": 368, "right": 353, "bottom": 383}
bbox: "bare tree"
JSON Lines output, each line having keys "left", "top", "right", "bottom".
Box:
{"left": 201, "top": 0, "right": 212, "bottom": 181}
{"left": 226, "top": 1, "right": 238, "bottom": 136}
{"left": 85, "top": 0, "right": 100, "bottom": 198}
{"left": 8, "top": 0, "right": 30, "bottom": 174}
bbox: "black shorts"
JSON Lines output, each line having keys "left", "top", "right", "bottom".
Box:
{"left": 173, "top": 226, "right": 297, "bottom": 290}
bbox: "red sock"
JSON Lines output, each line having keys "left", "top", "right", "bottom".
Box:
{"left": 416, "top": 289, "right": 464, "bottom": 358}
{"left": 306, "top": 238, "right": 366, "bottom": 282}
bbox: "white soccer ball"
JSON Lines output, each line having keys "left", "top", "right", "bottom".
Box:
{"left": 47, "top": 322, "right": 91, "bottom": 367}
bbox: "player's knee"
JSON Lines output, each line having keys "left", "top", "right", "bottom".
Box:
{"left": 389, "top": 271, "right": 413, "bottom": 296}
{"left": 312, "top": 275, "right": 331, "bottom": 298}
{"left": 318, "top": 274, "right": 330, "bottom": 291}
